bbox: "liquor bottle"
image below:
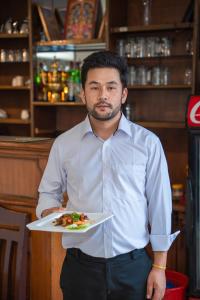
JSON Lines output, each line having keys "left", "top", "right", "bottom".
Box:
{"left": 40, "top": 63, "right": 48, "bottom": 101}
{"left": 67, "top": 61, "right": 76, "bottom": 102}
{"left": 72, "top": 61, "right": 81, "bottom": 102}
{"left": 48, "top": 57, "right": 61, "bottom": 102}
{"left": 61, "top": 86, "right": 69, "bottom": 102}
{"left": 34, "top": 62, "right": 43, "bottom": 101}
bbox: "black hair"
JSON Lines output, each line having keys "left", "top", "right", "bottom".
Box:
{"left": 81, "top": 50, "right": 128, "bottom": 89}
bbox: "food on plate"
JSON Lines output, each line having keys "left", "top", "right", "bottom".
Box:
{"left": 52, "top": 212, "right": 90, "bottom": 230}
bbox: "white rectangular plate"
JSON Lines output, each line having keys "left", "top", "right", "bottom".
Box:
{"left": 27, "top": 211, "right": 114, "bottom": 233}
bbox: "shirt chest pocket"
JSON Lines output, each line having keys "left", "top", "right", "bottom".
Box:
{"left": 111, "top": 163, "right": 146, "bottom": 187}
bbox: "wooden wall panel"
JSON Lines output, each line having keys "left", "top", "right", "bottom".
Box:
{"left": 0, "top": 156, "right": 44, "bottom": 198}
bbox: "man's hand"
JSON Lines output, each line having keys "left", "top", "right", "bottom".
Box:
{"left": 41, "top": 207, "right": 65, "bottom": 218}
{"left": 146, "top": 268, "right": 166, "bottom": 300}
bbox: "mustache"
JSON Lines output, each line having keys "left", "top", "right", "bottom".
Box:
{"left": 95, "top": 101, "right": 112, "bottom": 108}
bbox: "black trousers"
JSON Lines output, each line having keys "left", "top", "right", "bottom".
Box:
{"left": 60, "top": 248, "right": 152, "bottom": 300}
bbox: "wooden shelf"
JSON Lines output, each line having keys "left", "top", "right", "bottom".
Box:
{"left": 0, "top": 118, "right": 30, "bottom": 124}
{"left": 127, "top": 55, "right": 193, "bottom": 62}
{"left": 110, "top": 22, "right": 193, "bottom": 34}
{"left": 36, "top": 38, "right": 104, "bottom": 46}
{"left": 33, "top": 101, "right": 85, "bottom": 106}
{"left": 0, "top": 85, "right": 30, "bottom": 90}
{"left": 34, "top": 128, "right": 56, "bottom": 136}
{"left": 128, "top": 84, "right": 192, "bottom": 90}
{"left": 0, "top": 33, "right": 29, "bottom": 39}
{"left": 0, "top": 61, "right": 29, "bottom": 64}
{"left": 135, "top": 121, "right": 185, "bottom": 128}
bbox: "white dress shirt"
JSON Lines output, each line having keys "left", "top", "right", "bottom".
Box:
{"left": 36, "top": 114, "right": 179, "bottom": 258}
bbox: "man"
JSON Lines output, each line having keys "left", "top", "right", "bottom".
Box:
{"left": 36, "top": 51, "right": 179, "bottom": 300}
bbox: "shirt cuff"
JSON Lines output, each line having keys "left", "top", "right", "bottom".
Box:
{"left": 36, "top": 197, "right": 61, "bottom": 219}
{"left": 149, "top": 231, "right": 180, "bottom": 251}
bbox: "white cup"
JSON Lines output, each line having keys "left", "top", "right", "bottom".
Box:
{"left": 12, "top": 75, "right": 24, "bottom": 87}
{"left": 20, "top": 109, "right": 29, "bottom": 120}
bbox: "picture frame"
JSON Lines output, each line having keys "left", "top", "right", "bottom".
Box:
{"left": 64, "top": 0, "right": 99, "bottom": 40}
{"left": 37, "top": 5, "right": 62, "bottom": 41}
{"left": 55, "top": 7, "right": 66, "bottom": 32}
{"left": 97, "top": 12, "right": 107, "bottom": 40}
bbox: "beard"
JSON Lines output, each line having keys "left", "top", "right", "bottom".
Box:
{"left": 86, "top": 99, "right": 122, "bottom": 121}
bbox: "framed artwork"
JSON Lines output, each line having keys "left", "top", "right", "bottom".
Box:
{"left": 55, "top": 7, "right": 66, "bottom": 30}
{"left": 37, "top": 5, "right": 62, "bottom": 41}
{"left": 97, "top": 12, "right": 107, "bottom": 39}
{"left": 64, "top": 0, "right": 99, "bottom": 40}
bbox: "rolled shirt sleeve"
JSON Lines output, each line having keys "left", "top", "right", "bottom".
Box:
{"left": 146, "top": 136, "right": 180, "bottom": 251}
{"left": 150, "top": 231, "right": 180, "bottom": 251}
{"left": 36, "top": 139, "right": 67, "bottom": 219}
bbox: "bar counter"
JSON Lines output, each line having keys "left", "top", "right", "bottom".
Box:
{"left": 0, "top": 137, "right": 65, "bottom": 300}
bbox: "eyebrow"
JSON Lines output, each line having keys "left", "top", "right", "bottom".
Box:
{"left": 88, "top": 81, "right": 118, "bottom": 85}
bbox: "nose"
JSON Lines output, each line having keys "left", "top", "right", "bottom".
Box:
{"left": 98, "top": 85, "right": 108, "bottom": 100}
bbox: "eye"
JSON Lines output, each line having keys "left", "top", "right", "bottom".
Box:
{"left": 91, "top": 86, "right": 99, "bottom": 90}
{"left": 107, "top": 86, "right": 116, "bottom": 91}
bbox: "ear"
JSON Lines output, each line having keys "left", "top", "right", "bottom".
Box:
{"left": 122, "top": 88, "right": 128, "bottom": 104}
{"left": 80, "top": 89, "right": 86, "bottom": 104}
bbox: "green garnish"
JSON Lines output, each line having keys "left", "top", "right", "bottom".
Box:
{"left": 66, "top": 223, "right": 90, "bottom": 230}
{"left": 71, "top": 212, "right": 81, "bottom": 222}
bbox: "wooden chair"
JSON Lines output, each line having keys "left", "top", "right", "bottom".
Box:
{"left": 0, "top": 206, "right": 29, "bottom": 300}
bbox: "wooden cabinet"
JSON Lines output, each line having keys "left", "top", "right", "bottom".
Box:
{"left": 0, "top": 138, "right": 65, "bottom": 300}
{"left": 0, "top": 0, "right": 106, "bottom": 137}
{"left": 106, "top": 0, "right": 199, "bottom": 182}
{"left": 106, "top": 0, "right": 199, "bottom": 273}
{"left": 0, "top": 0, "right": 33, "bottom": 136}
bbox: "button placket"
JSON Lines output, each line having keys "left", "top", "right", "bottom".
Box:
{"left": 102, "top": 140, "right": 113, "bottom": 257}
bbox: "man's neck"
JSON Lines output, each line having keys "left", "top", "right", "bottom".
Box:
{"left": 89, "top": 112, "right": 121, "bottom": 140}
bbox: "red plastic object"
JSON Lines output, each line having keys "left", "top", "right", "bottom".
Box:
{"left": 164, "top": 270, "right": 189, "bottom": 300}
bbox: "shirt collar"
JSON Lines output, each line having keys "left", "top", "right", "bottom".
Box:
{"left": 80, "top": 113, "right": 132, "bottom": 139}
{"left": 117, "top": 113, "right": 132, "bottom": 137}
{"left": 81, "top": 115, "right": 93, "bottom": 138}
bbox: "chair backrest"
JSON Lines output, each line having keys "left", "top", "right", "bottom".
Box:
{"left": 0, "top": 206, "right": 29, "bottom": 300}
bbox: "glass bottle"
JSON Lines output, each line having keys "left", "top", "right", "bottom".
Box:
{"left": 143, "top": 0, "right": 151, "bottom": 25}
{"left": 172, "top": 184, "right": 184, "bottom": 203}
{"left": 67, "top": 61, "right": 76, "bottom": 102}
{"left": 138, "top": 66, "right": 147, "bottom": 85}
{"left": 34, "top": 62, "right": 42, "bottom": 101}
{"left": 74, "top": 61, "right": 82, "bottom": 102}
{"left": 152, "top": 66, "right": 161, "bottom": 85}
{"left": 161, "top": 67, "right": 170, "bottom": 85}
{"left": 124, "top": 103, "right": 134, "bottom": 121}
{"left": 116, "top": 39, "right": 125, "bottom": 57}
{"left": 128, "top": 66, "right": 137, "bottom": 86}
{"left": 184, "top": 68, "right": 192, "bottom": 85}
{"left": 22, "top": 48, "right": 29, "bottom": 62}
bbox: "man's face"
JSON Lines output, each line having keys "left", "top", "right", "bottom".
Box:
{"left": 81, "top": 68, "right": 128, "bottom": 121}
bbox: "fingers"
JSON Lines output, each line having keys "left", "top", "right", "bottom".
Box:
{"left": 147, "top": 289, "right": 164, "bottom": 300}
{"left": 147, "top": 282, "right": 165, "bottom": 300}
{"left": 146, "top": 281, "right": 153, "bottom": 299}
{"left": 58, "top": 207, "right": 66, "bottom": 212}
{"left": 41, "top": 207, "right": 64, "bottom": 217}
{"left": 151, "top": 288, "right": 163, "bottom": 300}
